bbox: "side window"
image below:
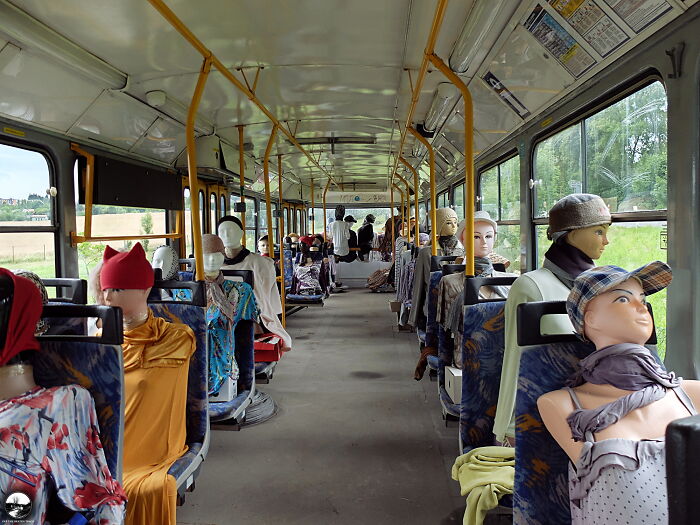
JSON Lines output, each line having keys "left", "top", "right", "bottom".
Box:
{"left": 209, "top": 193, "right": 217, "bottom": 234}
{"left": 220, "top": 194, "right": 226, "bottom": 217}
{"left": 0, "top": 144, "right": 56, "bottom": 277}
{"left": 184, "top": 187, "right": 193, "bottom": 257}
{"left": 453, "top": 184, "right": 465, "bottom": 219}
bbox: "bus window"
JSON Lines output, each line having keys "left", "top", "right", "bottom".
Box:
{"left": 296, "top": 209, "right": 302, "bottom": 234}
{"left": 479, "top": 167, "right": 499, "bottom": 219}
{"left": 0, "top": 144, "right": 55, "bottom": 278}
{"left": 184, "top": 187, "right": 193, "bottom": 257}
{"left": 453, "top": 183, "right": 465, "bottom": 219}
{"left": 220, "top": 194, "right": 226, "bottom": 217}
{"left": 210, "top": 193, "right": 217, "bottom": 233}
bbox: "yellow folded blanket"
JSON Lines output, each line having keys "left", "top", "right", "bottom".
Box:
{"left": 451, "top": 446, "right": 515, "bottom": 525}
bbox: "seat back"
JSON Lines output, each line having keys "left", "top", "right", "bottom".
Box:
{"left": 221, "top": 268, "right": 254, "bottom": 287}
{"left": 464, "top": 276, "right": 517, "bottom": 305}
{"left": 459, "top": 301, "right": 507, "bottom": 452}
{"left": 148, "top": 282, "right": 208, "bottom": 447}
{"left": 42, "top": 278, "right": 88, "bottom": 304}
{"left": 430, "top": 255, "right": 458, "bottom": 272}
{"left": 283, "top": 249, "right": 294, "bottom": 288}
{"left": 513, "top": 301, "right": 596, "bottom": 525}
{"left": 441, "top": 264, "right": 465, "bottom": 276}
{"left": 33, "top": 305, "right": 125, "bottom": 481}
{"left": 425, "top": 271, "right": 443, "bottom": 348}
{"left": 667, "top": 414, "right": 700, "bottom": 525}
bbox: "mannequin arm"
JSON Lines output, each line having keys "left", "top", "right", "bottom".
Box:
{"left": 680, "top": 379, "right": 700, "bottom": 412}
{"left": 537, "top": 389, "right": 582, "bottom": 463}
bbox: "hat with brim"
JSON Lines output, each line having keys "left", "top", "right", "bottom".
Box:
{"left": 474, "top": 210, "right": 498, "bottom": 232}
{"left": 566, "top": 261, "right": 672, "bottom": 337}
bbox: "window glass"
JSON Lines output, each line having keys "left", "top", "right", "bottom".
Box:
{"left": 220, "top": 195, "right": 226, "bottom": 217}
{"left": 494, "top": 224, "right": 521, "bottom": 274}
{"left": 198, "top": 191, "right": 205, "bottom": 237}
{"left": 1, "top": 231, "right": 56, "bottom": 278}
{"left": 210, "top": 194, "right": 216, "bottom": 234}
{"left": 534, "top": 125, "right": 582, "bottom": 217}
{"left": 585, "top": 82, "right": 667, "bottom": 212}
{"left": 419, "top": 202, "right": 427, "bottom": 233}
{"left": 500, "top": 156, "right": 520, "bottom": 221}
{"left": 453, "top": 184, "right": 465, "bottom": 220}
{"left": 245, "top": 197, "right": 255, "bottom": 227}
{"left": 184, "top": 188, "right": 193, "bottom": 257}
{"left": 479, "top": 166, "right": 499, "bottom": 219}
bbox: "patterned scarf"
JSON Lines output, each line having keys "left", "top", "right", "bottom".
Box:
{"left": 437, "top": 235, "right": 465, "bottom": 257}
{"left": 474, "top": 256, "right": 493, "bottom": 277}
{"left": 566, "top": 343, "right": 679, "bottom": 441}
{"left": 205, "top": 273, "right": 234, "bottom": 322}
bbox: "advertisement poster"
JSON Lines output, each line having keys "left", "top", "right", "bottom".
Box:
{"left": 482, "top": 71, "right": 531, "bottom": 119}
{"left": 524, "top": 5, "right": 596, "bottom": 77}
{"left": 601, "top": 0, "right": 673, "bottom": 32}
{"left": 549, "top": 0, "right": 629, "bottom": 56}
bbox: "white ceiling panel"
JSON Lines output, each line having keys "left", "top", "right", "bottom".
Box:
{"left": 70, "top": 91, "right": 158, "bottom": 149}
{"left": 0, "top": 44, "right": 103, "bottom": 132}
{"left": 130, "top": 116, "right": 187, "bottom": 163}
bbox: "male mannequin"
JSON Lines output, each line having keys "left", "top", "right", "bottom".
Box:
{"left": 101, "top": 243, "right": 195, "bottom": 525}
{"left": 358, "top": 214, "right": 375, "bottom": 261}
{"left": 537, "top": 262, "right": 700, "bottom": 523}
{"left": 330, "top": 205, "right": 350, "bottom": 257}
{"left": 217, "top": 216, "right": 291, "bottom": 351}
{"left": 258, "top": 235, "right": 270, "bottom": 257}
{"left": 338, "top": 215, "right": 358, "bottom": 263}
{"left": 0, "top": 268, "right": 128, "bottom": 522}
{"left": 408, "top": 207, "right": 464, "bottom": 328}
{"left": 493, "top": 194, "right": 612, "bottom": 444}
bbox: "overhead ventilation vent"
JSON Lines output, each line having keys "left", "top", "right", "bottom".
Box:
{"left": 286, "top": 136, "right": 376, "bottom": 154}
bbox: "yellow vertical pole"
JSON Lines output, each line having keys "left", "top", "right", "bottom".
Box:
{"left": 394, "top": 172, "right": 412, "bottom": 244}
{"left": 409, "top": 127, "right": 437, "bottom": 256}
{"left": 399, "top": 157, "right": 420, "bottom": 245}
{"left": 310, "top": 178, "right": 315, "bottom": 234}
{"left": 322, "top": 178, "right": 331, "bottom": 240}
{"left": 263, "top": 125, "right": 278, "bottom": 249}
{"left": 394, "top": 184, "right": 405, "bottom": 240}
{"left": 186, "top": 57, "right": 212, "bottom": 281}
{"left": 237, "top": 125, "right": 247, "bottom": 246}
{"left": 390, "top": 182, "right": 396, "bottom": 262}
{"left": 428, "top": 53, "right": 475, "bottom": 275}
{"left": 278, "top": 154, "right": 286, "bottom": 327}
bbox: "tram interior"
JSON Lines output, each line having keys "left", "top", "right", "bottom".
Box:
{"left": 1, "top": 0, "right": 700, "bottom": 524}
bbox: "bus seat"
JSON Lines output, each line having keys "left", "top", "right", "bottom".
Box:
{"left": 666, "top": 414, "right": 700, "bottom": 525}
{"left": 458, "top": 276, "right": 517, "bottom": 452}
{"left": 513, "top": 301, "right": 596, "bottom": 525}
{"left": 179, "top": 270, "right": 194, "bottom": 281}
{"left": 148, "top": 281, "right": 209, "bottom": 504}
{"left": 430, "top": 255, "right": 459, "bottom": 272}
{"left": 424, "top": 271, "right": 443, "bottom": 377}
{"left": 42, "top": 278, "right": 88, "bottom": 304}
{"left": 32, "top": 304, "right": 125, "bottom": 481}
{"left": 283, "top": 248, "right": 294, "bottom": 289}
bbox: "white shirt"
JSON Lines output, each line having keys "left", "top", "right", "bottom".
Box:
{"left": 330, "top": 221, "right": 350, "bottom": 256}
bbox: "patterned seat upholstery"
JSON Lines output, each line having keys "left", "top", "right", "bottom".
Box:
{"left": 514, "top": 341, "right": 595, "bottom": 525}
{"left": 33, "top": 305, "right": 124, "bottom": 482}
{"left": 149, "top": 302, "right": 209, "bottom": 499}
{"left": 283, "top": 249, "right": 294, "bottom": 289}
{"left": 459, "top": 301, "right": 506, "bottom": 454}
{"left": 425, "top": 271, "right": 443, "bottom": 351}
{"left": 438, "top": 324, "right": 459, "bottom": 416}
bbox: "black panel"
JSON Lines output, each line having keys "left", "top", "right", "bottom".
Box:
{"left": 42, "top": 278, "right": 88, "bottom": 304}
{"left": 667, "top": 414, "right": 700, "bottom": 525}
{"left": 430, "top": 255, "right": 458, "bottom": 272}
{"left": 78, "top": 155, "right": 182, "bottom": 210}
{"left": 39, "top": 305, "right": 123, "bottom": 344}
{"left": 463, "top": 276, "right": 517, "bottom": 305}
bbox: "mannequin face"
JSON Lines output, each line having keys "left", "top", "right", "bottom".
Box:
{"left": 103, "top": 288, "right": 150, "bottom": 318}
{"left": 566, "top": 224, "right": 610, "bottom": 259}
{"left": 473, "top": 222, "right": 495, "bottom": 258}
{"left": 258, "top": 239, "right": 269, "bottom": 255}
{"left": 203, "top": 252, "right": 224, "bottom": 278}
{"left": 218, "top": 221, "right": 244, "bottom": 249}
{"left": 439, "top": 217, "right": 458, "bottom": 237}
{"left": 290, "top": 234, "right": 299, "bottom": 243}
{"left": 583, "top": 278, "right": 652, "bottom": 348}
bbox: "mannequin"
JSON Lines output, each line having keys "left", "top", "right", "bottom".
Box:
{"left": 151, "top": 245, "right": 179, "bottom": 280}
{"left": 358, "top": 214, "right": 375, "bottom": 261}
{"left": 101, "top": 243, "right": 195, "bottom": 525}
{"left": 0, "top": 268, "right": 127, "bottom": 523}
{"left": 217, "top": 216, "right": 292, "bottom": 351}
{"left": 538, "top": 262, "right": 700, "bottom": 524}
{"left": 330, "top": 204, "right": 350, "bottom": 258}
{"left": 493, "top": 194, "right": 612, "bottom": 444}
{"left": 408, "top": 207, "right": 464, "bottom": 328}
{"left": 258, "top": 235, "right": 270, "bottom": 258}
{"left": 293, "top": 244, "right": 323, "bottom": 295}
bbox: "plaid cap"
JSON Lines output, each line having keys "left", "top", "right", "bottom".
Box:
{"left": 566, "top": 261, "right": 672, "bottom": 336}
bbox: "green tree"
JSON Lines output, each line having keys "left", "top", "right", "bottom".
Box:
{"left": 140, "top": 212, "right": 153, "bottom": 252}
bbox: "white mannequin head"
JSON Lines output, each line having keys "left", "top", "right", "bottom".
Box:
{"left": 151, "top": 245, "right": 179, "bottom": 280}
{"left": 474, "top": 221, "right": 496, "bottom": 258}
{"left": 217, "top": 216, "right": 244, "bottom": 249}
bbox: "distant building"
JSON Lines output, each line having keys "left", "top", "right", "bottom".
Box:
{"left": 31, "top": 214, "right": 49, "bottom": 221}
{"left": 0, "top": 198, "right": 19, "bottom": 205}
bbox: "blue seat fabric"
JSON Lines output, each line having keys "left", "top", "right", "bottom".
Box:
{"left": 514, "top": 341, "right": 595, "bottom": 525}
{"left": 459, "top": 301, "right": 506, "bottom": 454}
{"left": 438, "top": 324, "right": 459, "bottom": 416}
{"left": 425, "top": 271, "right": 442, "bottom": 349}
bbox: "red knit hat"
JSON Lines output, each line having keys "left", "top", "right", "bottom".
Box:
{"left": 299, "top": 235, "right": 315, "bottom": 247}
{"left": 0, "top": 268, "right": 42, "bottom": 366}
{"left": 101, "top": 243, "right": 155, "bottom": 290}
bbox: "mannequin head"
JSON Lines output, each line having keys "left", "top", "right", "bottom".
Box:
{"left": 151, "top": 245, "right": 179, "bottom": 280}
{"left": 565, "top": 224, "right": 610, "bottom": 260}
{"left": 202, "top": 234, "right": 226, "bottom": 279}
{"left": 474, "top": 221, "right": 496, "bottom": 258}
{"left": 0, "top": 268, "right": 42, "bottom": 366}
{"left": 334, "top": 205, "right": 346, "bottom": 221}
{"left": 12, "top": 270, "right": 49, "bottom": 335}
{"left": 101, "top": 243, "right": 154, "bottom": 324}
{"left": 435, "top": 208, "right": 459, "bottom": 237}
{"left": 288, "top": 232, "right": 299, "bottom": 243}
{"left": 364, "top": 214, "right": 376, "bottom": 225}
{"left": 547, "top": 193, "right": 611, "bottom": 244}
{"left": 344, "top": 215, "right": 357, "bottom": 227}
{"left": 258, "top": 235, "right": 269, "bottom": 256}
{"left": 217, "top": 216, "right": 244, "bottom": 250}
{"left": 567, "top": 261, "right": 672, "bottom": 348}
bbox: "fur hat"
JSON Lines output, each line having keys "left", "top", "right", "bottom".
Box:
{"left": 547, "top": 194, "right": 611, "bottom": 240}
{"left": 101, "top": 243, "right": 154, "bottom": 290}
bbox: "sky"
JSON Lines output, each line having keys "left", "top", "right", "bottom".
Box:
{"left": 0, "top": 144, "right": 50, "bottom": 200}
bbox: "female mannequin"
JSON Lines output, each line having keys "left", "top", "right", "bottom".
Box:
{"left": 494, "top": 193, "right": 612, "bottom": 444}
{"left": 408, "top": 207, "right": 465, "bottom": 329}
{"left": 293, "top": 244, "right": 323, "bottom": 295}
{"left": 538, "top": 262, "right": 700, "bottom": 523}
{"left": 0, "top": 268, "right": 126, "bottom": 523}
{"left": 217, "top": 216, "right": 291, "bottom": 352}
{"left": 100, "top": 243, "right": 195, "bottom": 525}
{"left": 151, "top": 245, "right": 179, "bottom": 280}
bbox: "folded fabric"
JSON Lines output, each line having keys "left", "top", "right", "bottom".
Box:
{"left": 451, "top": 446, "right": 515, "bottom": 525}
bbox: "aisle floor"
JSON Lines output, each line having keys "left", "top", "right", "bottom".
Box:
{"left": 177, "top": 289, "right": 465, "bottom": 525}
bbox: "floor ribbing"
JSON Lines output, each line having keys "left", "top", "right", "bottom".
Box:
{"left": 177, "top": 288, "right": 464, "bottom": 525}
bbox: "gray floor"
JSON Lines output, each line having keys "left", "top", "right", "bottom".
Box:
{"left": 177, "top": 289, "right": 465, "bottom": 525}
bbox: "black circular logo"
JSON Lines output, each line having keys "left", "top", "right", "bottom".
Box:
{"left": 4, "top": 491, "right": 32, "bottom": 519}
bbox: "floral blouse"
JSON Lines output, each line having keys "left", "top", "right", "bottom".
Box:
{"left": 0, "top": 385, "right": 126, "bottom": 524}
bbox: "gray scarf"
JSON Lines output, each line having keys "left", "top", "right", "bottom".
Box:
{"left": 566, "top": 343, "right": 679, "bottom": 441}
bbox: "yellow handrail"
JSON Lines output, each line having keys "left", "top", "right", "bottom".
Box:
{"left": 428, "top": 53, "right": 475, "bottom": 276}
{"left": 237, "top": 125, "right": 246, "bottom": 245}
{"left": 147, "top": 0, "right": 339, "bottom": 188}
{"left": 278, "top": 154, "right": 286, "bottom": 327}
{"left": 390, "top": 182, "right": 396, "bottom": 262}
{"left": 398, "top": 157, "right": 420, "bottom": 246}
{"left": 408, "top": 127, "right": 437, "bottom": 256}
{"left": 389, "top": 0, "right": 448, "bottom": 187}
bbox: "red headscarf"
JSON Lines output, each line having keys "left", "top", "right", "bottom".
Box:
{"left": 101, "top": 243, "right": 155, "bottom": 290}
{"left": 299, "top": 235, "right": 315, "bottom": 247}
{"left": 0, "top": 268, "right": 42, "bottom": 366}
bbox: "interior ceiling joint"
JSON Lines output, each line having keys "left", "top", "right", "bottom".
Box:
{"left": 237, "top": 65, "right": 264, "bottom": 95}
